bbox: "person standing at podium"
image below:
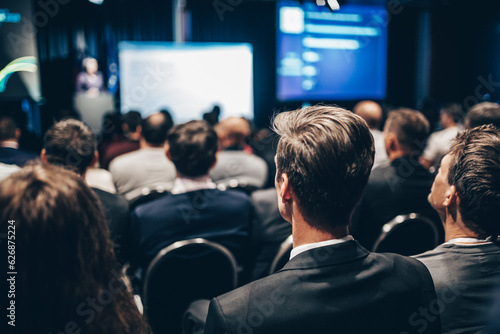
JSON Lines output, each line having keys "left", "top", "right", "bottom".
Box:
{"left": 76, "top": 57, "right": 105, "bottom": 97}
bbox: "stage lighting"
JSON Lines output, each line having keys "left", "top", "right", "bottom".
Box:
{"left": 89, "top": 0, "right": 104, "bottom": 5}
{"left": 326, "top": 0, "right": 340, "bottom": 10}
{"left": 313, "top": 0, "right": 340, "bottom": 11}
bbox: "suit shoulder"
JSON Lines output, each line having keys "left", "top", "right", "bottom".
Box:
{"left": 369, "top": 252, "right": 433, "bottom": 281}
{"left": 221, "top": 189, "right": 252, "bottom": 203}
{"left": 132, "top": 193, "right": 172, "bottom": 217}
{"left": 215, "top": 273, "right": 279, "bottom": 309}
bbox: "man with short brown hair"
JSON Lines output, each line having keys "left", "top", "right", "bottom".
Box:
{"left": 131, "top": 120, "right": 251, "bottom": 271}
{"left": 415, "top": 124, "right": 500, "bottom": 334}
{"left": 204, "top": 106, "right": 440, "bottom": 334}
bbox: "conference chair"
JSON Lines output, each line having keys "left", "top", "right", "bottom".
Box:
{"left": 372, "top": 213, "right": 440, "bottom": 256}
{"left": 128, "top": 185, "right": 170, "bottom": 210}
{"left": 216, "top": 179, "right": 259, "bottom": 195}
{"left": 142, "top": 238, "right": 239, "bottom": 334}
{"left": 268, "top": 234, "right": 293, "bottom": 275}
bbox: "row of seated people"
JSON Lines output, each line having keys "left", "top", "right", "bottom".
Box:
{"left": 1, "top": 104, "right": 500, "bottom": 333}
{"left": 1, "top": 102, "right": 500, "bottom": 270}
{"left": 94, "top": 110, "right": 270, "bottom": 200}
{"left": 32, "top": 117, "right": 286, "bottom": 282}
{"left": 0, "top": 105, "right": 452, "bottom": 281}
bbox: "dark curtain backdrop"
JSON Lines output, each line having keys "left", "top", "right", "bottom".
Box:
{"left": 188, "top": 0, "right": 277, "bottom": 127}
{"left": 429, "top": 1, "right": 500, "bottom": 106}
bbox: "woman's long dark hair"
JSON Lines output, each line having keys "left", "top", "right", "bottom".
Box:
{"left": 0, "top": 163, "right": 149, "bottom": 333}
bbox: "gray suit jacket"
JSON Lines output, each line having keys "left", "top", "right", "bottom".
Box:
{"left": 205, "top": 240, "right": 440, "bottom": 334}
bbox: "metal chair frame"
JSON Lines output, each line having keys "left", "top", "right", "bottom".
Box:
{"left": 142, "top": 238, "right": 238, "bottom": 315}
{"left": 372, "top": 213, "right": 439, "bottom": 253}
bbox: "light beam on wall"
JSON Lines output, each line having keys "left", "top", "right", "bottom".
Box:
{"left": 0, "top": 56, "right": 37, "bottom": 93}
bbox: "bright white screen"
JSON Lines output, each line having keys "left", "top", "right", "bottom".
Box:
{"left": 119, "top": 42, "right": 254, "bottom": 123}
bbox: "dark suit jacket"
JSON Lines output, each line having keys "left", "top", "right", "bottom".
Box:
{"left": 250, "top": 188, "right": 292, "bottom": 280}
{"left": 205, "top": 240, "right": 440, "bottom": 334}
{"left": 0, "top": 147, "right": 38, "bottom": 166}
{"left": 131, "top": 188, "right": 252, "bottom": 270}
{"left": 351, "top": 155, "right": 441, "bottom": 250}
{"left": 92, "top": 188, "right": 131, "bottom": 265}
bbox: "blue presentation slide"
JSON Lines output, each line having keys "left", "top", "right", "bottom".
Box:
{"left": 277, "top": 2, "right": 388, "bottom": 101}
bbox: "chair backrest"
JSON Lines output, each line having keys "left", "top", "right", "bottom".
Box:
{"left": 217, "top": 179, "right": 258, "bottom": 195}
{"left": 143, "top": 238, "right": 238, "bottom": 334}
{"left": 128, "top": 186, "right": 170, "bottom": 210}
{"left": 268, "top": 234, "right": 293, "bottom": 275}
{"left": 372, "top": 213, "right": 440, "bottom": 256}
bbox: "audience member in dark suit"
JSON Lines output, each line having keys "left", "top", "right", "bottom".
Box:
{"left": 250, "top": 187, "right": 292, "bottom": 279}
{"left": 464, "top": 101, "right": 500, "bottom": 129}
{"left": 204, "top": 105, "right": 440, "bottom": 334}
{"left": 41, "top": 119, "right": 132, "bottom": 265}
{"left": 0, "top": 116, "right": 38, "bottom": 166}
{"left": 131, "top": 120, "right": 251, "bottom": 271}
{"left": 210, "top": 116, "right": 268, "bottom": 190}
{"left": 351, "top": 108, "right": 440, "bottom": 250}
{"left": 487, "top": 283, "right": 500, "bottom": 334}
{"left": 414, "top": 125, "right": 500, "bottom": 334}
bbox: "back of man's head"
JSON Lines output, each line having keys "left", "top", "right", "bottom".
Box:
{"left": 441, "top": 103, "right": 464, "bottom": 125}
{"left": 447, "top": 124, "right": 500, "bottom": 238}
{"left": 215, "top": 117, "right": 251, "bottom": 148}
{"left": 43, "top": 119, "right": 96, "bottom": 175}
{"left": 384, "top": 108, "right": 430, "bottom": 156}
{"left": 465, "top": 102, "right": 500, "bottom": 129}
{"left": 353, "top": 100, "right": 383, "bottom": 130}
{"left": 273, "top": 105, "right": 374, "bottom": 231}
{"left": 142, "top": 112, "right": 173, "bottom": 146}
{"left": 167, "top": 120, "right": 218, "bottom": 178}
{"left": 0, "top": 116, "right": 18, "bottom": 142}
{"left": 122, "top": 111, "right": 142, "bottom": 133}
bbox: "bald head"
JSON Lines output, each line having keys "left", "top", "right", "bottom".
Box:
{"left": 353, "top": 101, "right": 383, "bottom": 129}
{"left": 215, "top": 117, "right": 251, "bottom": 148}
{"left": 142, "top": 112, "right": 173, "bottom": 146}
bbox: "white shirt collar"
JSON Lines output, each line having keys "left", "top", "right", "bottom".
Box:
{"left": 290, "top": 235, "right": 354, "bottom": 260}
{"left": 171, "top": 175, "right": 216, "bottom": 195}
{"left": 444, "top": 236, "right": 494, "bottom": 245}
{"left": 0, "top": 140, "right": 19, "bottom": 149}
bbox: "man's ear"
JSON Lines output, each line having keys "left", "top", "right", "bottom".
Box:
{"left": 15, "top": 128, "right": 21, "bottom": 140}
{"left": 278, "top": 172, "right": 293, "bottom": 202}
{"left": 40, "top": 148, "right": 48, "bottom": 163}
{"left": 444, "top": 185, "right": 458, "bottom": 207}
{"left": 385, "top": 132, "right": 398, "bottom": 154}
